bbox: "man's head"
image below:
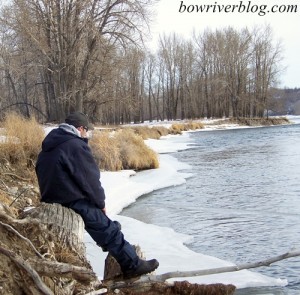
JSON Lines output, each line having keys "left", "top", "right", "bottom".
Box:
{"left": 65, "top": 112, "right": 94, "bottom": 138}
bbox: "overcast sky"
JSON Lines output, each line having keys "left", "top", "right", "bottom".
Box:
{"left": 149, "top": 0, "right": 300, "bottom": 88}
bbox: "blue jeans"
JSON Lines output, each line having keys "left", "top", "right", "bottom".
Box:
{"left": 64, "top": 199, "right": 139, "bottom": 271}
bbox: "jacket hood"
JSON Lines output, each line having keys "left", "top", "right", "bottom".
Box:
{"left": 42, "top": 124, "right": 81, "bottom": 152}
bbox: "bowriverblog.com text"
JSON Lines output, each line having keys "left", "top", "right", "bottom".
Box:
{"left": 178, "top": 1, "right": 298, "bottom": 16}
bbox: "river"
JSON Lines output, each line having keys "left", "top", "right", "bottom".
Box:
{"left": 121, "top": 119, "right": 300, "bottom": 295}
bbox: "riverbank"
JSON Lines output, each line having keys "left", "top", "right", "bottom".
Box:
{"left": 118, "top": 117, "right": 300, "bottom": 294}
{"left": 85, "top": 117, "right": 300, "bottom": 289}
{"left": 0, "top": 115, "right": 297, "bottom": 293}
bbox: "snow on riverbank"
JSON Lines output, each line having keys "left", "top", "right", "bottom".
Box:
{"left": 85, "top": 127, "right": 289, "bottom": 289}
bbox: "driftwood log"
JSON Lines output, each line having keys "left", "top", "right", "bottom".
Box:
{"left": 103, "top": 248, "right": 236, "bottom": 295}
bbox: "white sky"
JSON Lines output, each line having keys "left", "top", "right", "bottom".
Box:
{"left": 81, "top": 119, "right": 300, "bottom": 291}
{"left": 148, "top": 0, "right": 300, "bottom": 88}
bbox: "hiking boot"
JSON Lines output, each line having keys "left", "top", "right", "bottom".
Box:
{"left": 123, "top": 259, "right": 159, "bottom": 279}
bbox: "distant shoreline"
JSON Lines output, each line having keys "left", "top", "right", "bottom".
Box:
{"left": 204, "top": 116, "right": 291, "bottom": 128}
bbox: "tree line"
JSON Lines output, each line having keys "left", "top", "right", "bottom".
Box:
{"left": 0, "top": 0, "right": 283, "bottom": 124}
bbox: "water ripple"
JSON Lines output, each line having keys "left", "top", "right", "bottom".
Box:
{"left": 122, "top": 123, "right": 300, "bottom": 295}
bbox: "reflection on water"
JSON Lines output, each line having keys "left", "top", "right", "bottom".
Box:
{"left": 122, "top": 123, "right": 300, "bottom": 295}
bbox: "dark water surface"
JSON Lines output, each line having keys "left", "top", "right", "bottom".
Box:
{"left": 121, "top": 121, "right": 300, "bottom": 295}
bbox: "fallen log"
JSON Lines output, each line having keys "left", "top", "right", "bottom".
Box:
{"left": 102, "top": 248, "right": 236, "bottom": 295}
{"left": 154, "top": 249, "right": 300, "bottom": 282}
{"left": 102, "top": 281, "right": 236, "bottom": 295}
{"left": 100, "top": 249, "right": 300, "bottom": 294}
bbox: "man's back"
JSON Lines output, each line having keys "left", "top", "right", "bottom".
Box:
{"left": 36, "top": 125, "right": 105, "bottom": 209}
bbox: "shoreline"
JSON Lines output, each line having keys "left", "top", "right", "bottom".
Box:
{"left": 85, "top": 122, "right": 294, "bottom": 289}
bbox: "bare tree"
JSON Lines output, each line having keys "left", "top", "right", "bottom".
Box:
{"left": 251, "top": 25, "right": 283, "bottom": 117}
{"left": 158, "top": 33, "right": 186, "bottom": 120}
{"left": 0, "top": 8, "right": 47, "bottom": 120}
{"left": 0, "top": 1, "right": 284, "bottom": 124}
{"left": 0, "top": 0, "right": 156, "bottom": 121}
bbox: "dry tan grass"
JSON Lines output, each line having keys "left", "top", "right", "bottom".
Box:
{"left": 115, "top": 129, "right": 159, "bottom": 170}
{"left": 89, "top": 130, "right": 123, "bottom": 171}
{"left": 169, "top": 123, "right": 185, "bottom": 134}
{"left": 0, "top": 113, "right": 44, "bottom": 170}
{"left": 90, "top": 128, "right": 159, "bottom": 171}
{"left": 0, "top": 114, "right": 206, "bottom": 175}
{"left": 227, "top": 117, "right": 290, "bottom": 126}
{"left": 126, "top": 125, "right": 170, "bottom": 140}
{"left": 153, "top": 126, "right": 170, "bottom": 137}
{"left": 170, "top": 121, "right": 204, "bottom": 134}
{"left": 89, "top": 121, "right": 205, "bottom": 171}
{"left": 185, "top": 121, "right": 205, "bottom": 130}
{"left": 54, "top": 245, "right": 85, "bottom": 266}
{"left": 0, "top": 190, "right": 11, "bottom": 206}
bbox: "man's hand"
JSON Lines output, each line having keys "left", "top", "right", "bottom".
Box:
{"left": 101, "top": 207, "right": 106, "bottom": 215}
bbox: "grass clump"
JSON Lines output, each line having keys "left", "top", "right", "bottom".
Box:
{"left": 185, "top": 121, "right": 205, "bottom": 130}
{"left": 0, "top": 113, "right": 44, "bottom": 172}
{"left": 153, "top": 126, "right": 170, "bottom": 137}
{"left": 170, "top": 121, "right": 204, "bottom": 134}
{"left": 227, "top": 117, "right": 290, "bottom": 126}
{"left": 89, "top": 130, "right": 122, "bottom": 171}
{"left": 129, "top": 126, "right": 169, "bottom": 139}
{"left": 90, "top": 129, "right": 159, "bottom": 171}
{"left": 115, "top": 129, "right": 159, "bottom": 170}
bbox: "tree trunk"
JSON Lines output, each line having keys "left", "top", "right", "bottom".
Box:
{"left": 25, "top": 203, "right": 86, "bottom": 257}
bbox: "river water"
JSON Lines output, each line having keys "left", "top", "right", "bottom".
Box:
{"left": 121, "top": 119, "right": 300, "bottom": 295}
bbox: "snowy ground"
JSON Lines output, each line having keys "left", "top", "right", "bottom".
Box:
{"left": 84, "top": 123, "right": 295, "bottom": 289}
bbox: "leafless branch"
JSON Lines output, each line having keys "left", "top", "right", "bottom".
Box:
{"left": 0, "top": 245, "right": 54, "bottom": 295}
{"left": 155, "top": 249, "right": 300, "bottom": 281}
{"left": 27, "top": 258, "right": 97, "bottom": 283}
{"left": 0, "top": 221, "right": 43, "bottom": 258}
{"left": 103, "top": 249, "right": 300, "bottom": 290}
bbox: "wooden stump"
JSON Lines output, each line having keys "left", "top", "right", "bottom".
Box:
{"left": 24, "top": 202, "right": 86, "bottom": 258}
{"left": 104, "top": 245, "right": 146, "bottom": 280}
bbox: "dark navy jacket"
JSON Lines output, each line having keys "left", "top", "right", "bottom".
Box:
{"left": 35, "top": 124, "right": 105, "bottom": 209}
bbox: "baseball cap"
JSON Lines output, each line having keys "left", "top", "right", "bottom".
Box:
{"left": 65, "top": 112, "right": 94, "bottom": 130}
